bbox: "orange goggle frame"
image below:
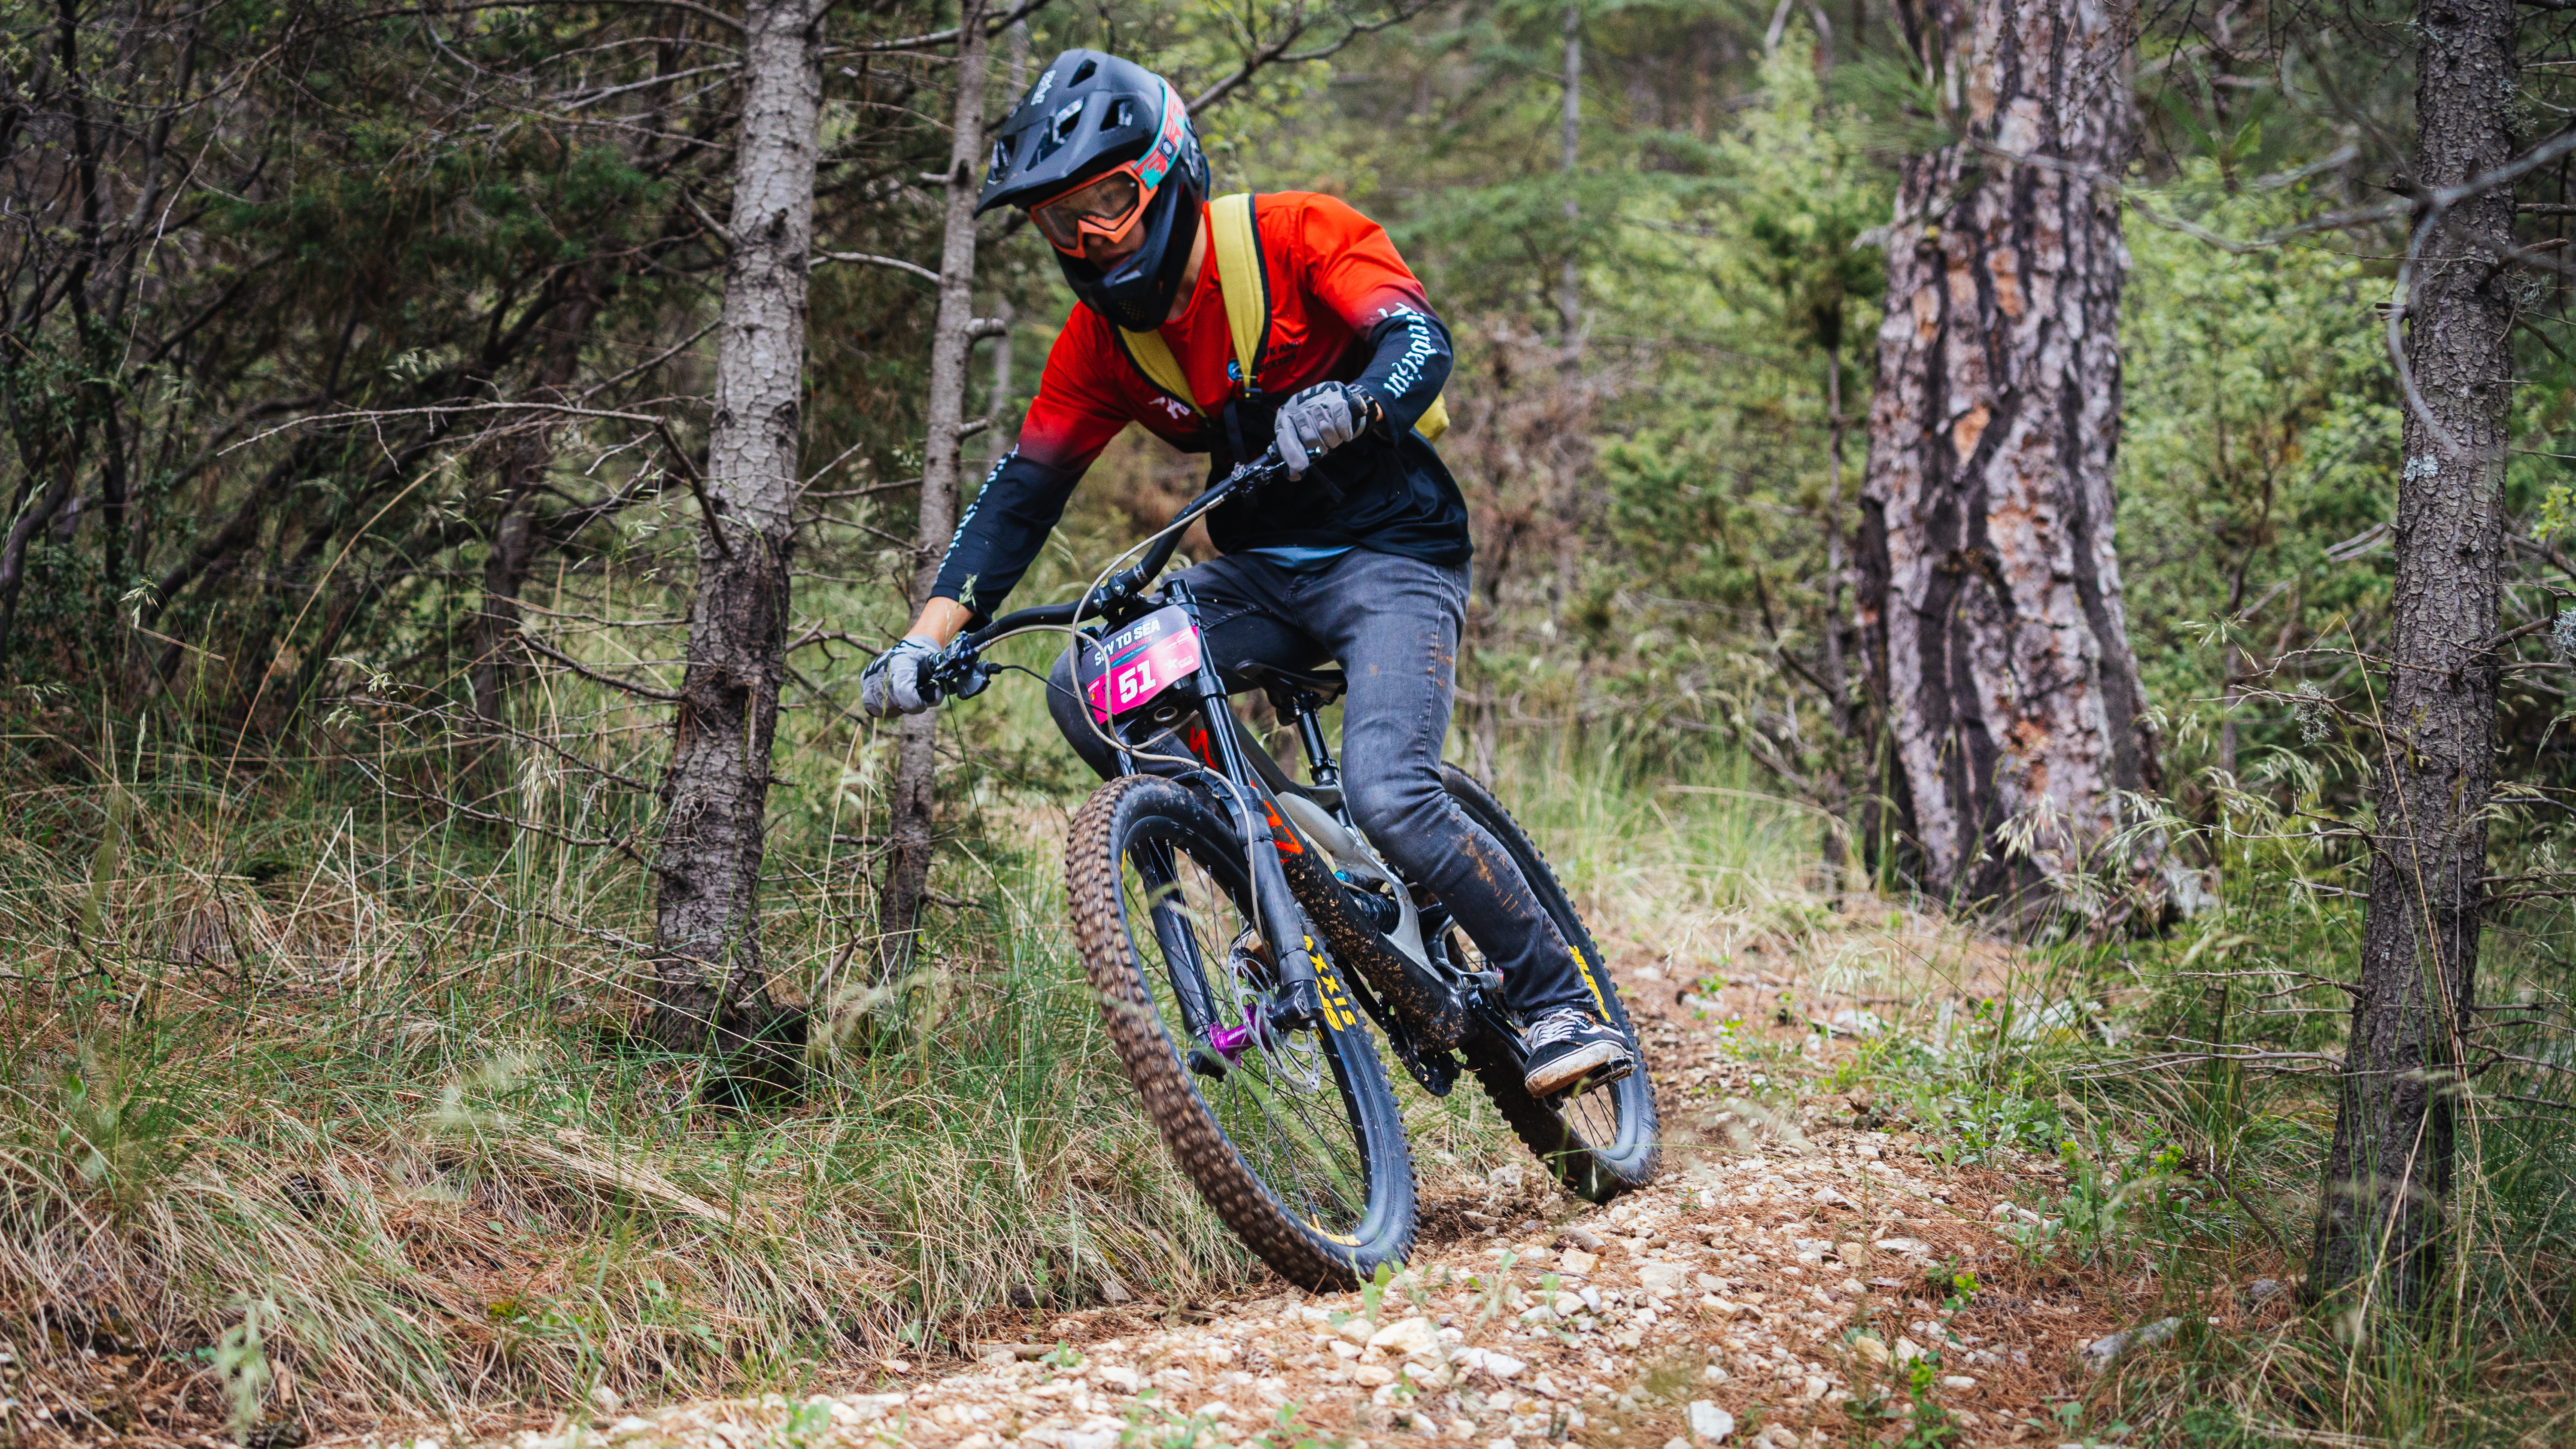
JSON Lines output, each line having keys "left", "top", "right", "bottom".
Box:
{"left": 1026, "top": 83, "right": 1190, "bottom": 258}
{"left": 1029, "top": 162, "right": 1151, "bottom": 255}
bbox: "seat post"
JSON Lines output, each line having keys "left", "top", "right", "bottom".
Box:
{"left": 1292, "top": 695, "right": 1340, "bottom": 792}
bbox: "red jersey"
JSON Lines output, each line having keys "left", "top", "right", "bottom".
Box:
{"left": 1015, "top": 191, "right": 1438, "bottom": 473}
{"left": 931, "top": 191, "right": 1464, "bottom": 619}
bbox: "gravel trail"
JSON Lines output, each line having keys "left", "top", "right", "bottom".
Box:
{"left": 450, "top": 959, "right": 2118, "bottom": 1449}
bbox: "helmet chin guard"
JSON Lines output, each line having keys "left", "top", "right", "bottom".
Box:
{"left": 979, "top": 49, "right": 1211, "bottom": 332}
{"left": 1059, "top": 180, "right": 1202, "bottom": 332}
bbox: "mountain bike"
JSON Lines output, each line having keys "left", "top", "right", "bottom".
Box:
{"left": 924, "top": 448, "right": 1659, "bottom": 1288}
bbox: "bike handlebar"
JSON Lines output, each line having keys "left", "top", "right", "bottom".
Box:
{"left": 926, "top": 447, "right": 1294, "bottom": 699}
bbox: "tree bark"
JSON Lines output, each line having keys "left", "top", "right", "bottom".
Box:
{"left": 1557, "top": 3, "right": 1582, "bottom": 377}
{"left": 1857, "top": 0, "right": 2162, "bottom": 922}
{"left": 644, "top": 0, "right": 824, "bottom": 1056}
{"left": 877, "top": 0, "right": 990, "bottom": 979}
{"left": 472, "top": 276, "right": 602, "bottom": 729}
{"left": 2308, "top": 0, "right": 2517, "bottom": 1311}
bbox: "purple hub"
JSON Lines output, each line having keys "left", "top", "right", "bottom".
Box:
{"left": 1206, "top": 1005, "right": 1262, "bottom": 1064}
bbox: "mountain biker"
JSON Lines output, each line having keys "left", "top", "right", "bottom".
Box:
{"left": 859, "top": 49, "right": 1632, "bottom": 1098}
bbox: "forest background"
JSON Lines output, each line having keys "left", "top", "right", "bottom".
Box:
{"left": 6, "top": 0, "right": 2576, "bottom": 1444}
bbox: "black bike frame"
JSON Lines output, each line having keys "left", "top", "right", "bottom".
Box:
{"left": 931, "top": 452, "right": 1522, "bottom": 1084}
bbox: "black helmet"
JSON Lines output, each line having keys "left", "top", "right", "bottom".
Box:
{"left": 979, "top": 49, "right": 1211, "bottom": 332}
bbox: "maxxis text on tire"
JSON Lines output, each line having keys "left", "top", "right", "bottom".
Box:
{"left": 1066, "top": 773, "right": 1418, "bottom": 1289}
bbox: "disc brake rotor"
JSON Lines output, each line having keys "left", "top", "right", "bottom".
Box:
{"left": 1220, "top": 930, "right": 1326, "bottom": 1092}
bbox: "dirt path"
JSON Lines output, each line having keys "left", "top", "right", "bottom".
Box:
{"left": 445, "top": 958, "right": 2128, "bottom": 1449}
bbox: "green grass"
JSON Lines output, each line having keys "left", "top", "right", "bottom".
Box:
{"left": 1816, "top": 746, "right": 2576, "bottom": 1448}
{"left": 0, "top": 646, "right": 1819, "bottom": 1437}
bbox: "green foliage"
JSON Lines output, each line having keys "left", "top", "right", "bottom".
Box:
{"left": 2116, "top": 161, "right": 2401, "bottom": 778}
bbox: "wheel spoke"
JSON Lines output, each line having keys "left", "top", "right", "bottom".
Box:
{"left": 1116, "top": 834, "right": 1372, "bottom": 1240}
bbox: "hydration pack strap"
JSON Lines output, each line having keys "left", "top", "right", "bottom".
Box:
{"left": 1117, "top": 194, "right": 1449, "bottom": 443}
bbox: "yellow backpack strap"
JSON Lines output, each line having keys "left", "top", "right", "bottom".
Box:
{"left": 1114, "top": 325, "right": 1201, "bottom": 420}
{"left": 1214, "top": 191, "right": 1454, "bottom": 443}
{"left": 1121, "top": 191, "right": 1453, "bottom": 445}
{"left": 1414, "top": 394, "right": 1449, "bottom": 444}
{"left": 1208, "top": 193, "right": 1268, "bottom": 389}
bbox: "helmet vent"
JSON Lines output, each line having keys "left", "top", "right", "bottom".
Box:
{"left": 1069, "top": 58, "right": 1098, "bottom": 85}
{"left": 1102, "top": 99, "right": 1131, "bottom": 131}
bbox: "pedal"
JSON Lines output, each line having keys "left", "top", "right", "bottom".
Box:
{"left": 1543, "top": 1056, "right": 1636, "bottom": 1102}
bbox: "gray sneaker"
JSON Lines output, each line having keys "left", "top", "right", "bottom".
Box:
{"left": 1521, "top": 1007, "right": 1636, "bottom": 1097}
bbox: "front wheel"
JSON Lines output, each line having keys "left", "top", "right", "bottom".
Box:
{"left": 1437, "top": 766, "right": 1662, "bottom": 1202}
{"left": 1066, "top": 774, "right": 1417, "bottom": 1288}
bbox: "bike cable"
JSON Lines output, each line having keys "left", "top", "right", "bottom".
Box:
{"left": 1049, "top": 503, "right": 1276, "bottom": 947}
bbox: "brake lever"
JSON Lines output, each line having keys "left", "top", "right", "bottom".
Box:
{"left": 930, "top": 641, "right": 994, "bottom": 702}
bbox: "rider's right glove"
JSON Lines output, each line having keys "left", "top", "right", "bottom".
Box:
{"left": 860, "top": 635, "right": 946, "bottom": 719}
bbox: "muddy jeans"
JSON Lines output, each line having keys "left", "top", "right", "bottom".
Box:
{"left": 1045, "top": 549, "right": 1596, "bottom": 1020}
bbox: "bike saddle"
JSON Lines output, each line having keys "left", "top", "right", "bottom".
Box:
{"left": 1230, "top": 660, "right": 1348, "bottom": 709}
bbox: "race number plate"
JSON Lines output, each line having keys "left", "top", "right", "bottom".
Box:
{"left": 1084, "top": 605, "right": 1206, "bottom": 721}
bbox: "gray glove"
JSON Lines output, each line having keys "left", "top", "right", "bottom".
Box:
{"left": 860, "top": 635, "right": 945, "bottom": 718}
{"left": 1273, "top": 382, "right": 1373, "bottom": 478}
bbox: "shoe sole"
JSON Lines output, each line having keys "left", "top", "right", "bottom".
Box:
{"left": 1523, "top": 1041, "right": 1634, "bottom": 1098}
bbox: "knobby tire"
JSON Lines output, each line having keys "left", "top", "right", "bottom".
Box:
{"left": 1438, "top": 765, "right": 1663, "bottom": 1201}
{"left": 1066, "top": 773, "right": 1418, "bottom": 1289}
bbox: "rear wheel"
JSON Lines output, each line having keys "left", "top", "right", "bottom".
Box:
{"left": 1066, "top": 773, "right": 1417, "bottom": 1288}
{"left": 1437, "top": 766, "right": 1662, "bottom": 1202}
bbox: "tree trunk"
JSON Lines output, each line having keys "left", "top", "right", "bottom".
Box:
{"left": 2307, "top": 0, "right": 2517, "bottom": 1311}
{"left": 1857, "top": 0, "right": 2162, "bottom": 923}
{"left": 877, "top": 0, "right": 990, "bottom": 979}
{"left": 1820, "top": 346, "right": 1853, "bottom": 885}
{"left": 472, "top": 277, "right": 601, "bottom": 729}
{"left": 644, "top": 0, "right": 823, "bottom": 1057}
{"left": 1556, "top": 3, "right": 1581, "bottom": 376}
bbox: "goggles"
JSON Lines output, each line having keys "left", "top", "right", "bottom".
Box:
{"left": 1028, "top": 161, "right": 1152, "bottom": 256}
{"left": 1027, "top": 82, "right": 1190, "bottom": 258}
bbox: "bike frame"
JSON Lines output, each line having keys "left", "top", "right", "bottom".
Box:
{"left": 930, "top": 454, "right": 1526, "bottom": 1096}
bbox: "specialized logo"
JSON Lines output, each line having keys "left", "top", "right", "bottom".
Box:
{"left": 1028, "top": 67, "right": 1056, "bottom": 109}
{"left": 1264, "top": 801, "right": 1305, "bottom": 855}
{"left": 1154, "top": 395, "right": 1192, "bottom": 421}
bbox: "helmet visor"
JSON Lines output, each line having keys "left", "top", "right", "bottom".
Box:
{"left": 1030, "top": 164, "right": 1147, "bottom": 255}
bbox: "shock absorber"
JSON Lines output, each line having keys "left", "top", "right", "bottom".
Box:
{"left": 1337, "top": 872, "right": 1402, "bottom": 934}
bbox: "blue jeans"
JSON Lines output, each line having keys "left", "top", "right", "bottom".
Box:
{"left": 1046, "top": 549, "right": 1596, "bottom": 1019}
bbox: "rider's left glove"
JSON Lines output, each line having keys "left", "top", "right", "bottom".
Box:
{"left": 1273, "top": 382, "right": 1374, "bottom": 479}
{"left": 860, "top": 635, "right": 946, "bottom": 718}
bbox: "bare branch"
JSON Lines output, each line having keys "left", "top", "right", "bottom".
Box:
{"left": 834, "top": 0, "right": 1054, "bottom": 55}
{"left": 814, "top": 249, "right": 940, "bottom": 283}
{"left": 517, "top": 633, "right": 688, "bottom": 703}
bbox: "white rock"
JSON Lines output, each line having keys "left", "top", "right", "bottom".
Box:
{"left": 2082, "top": 1316, "right": 2182, "bottom": 1370}
{"left": 603, "top": 1419, "right": 653, "bottom": 1441}
{"left": 1369, "top": 1317, "right": 1440, "bottom": 1358}
{"left": 1094, "top": 1365, "right": 1141, "bottom": 1393}
{"left": 1940, "top": 1376, "right": 1977, "bottom": 1390}
{"left": 589, "top": 1385, "right": 623, "bottom": 1417}
{"left": 1872, "top": 1237, "right": 1928, "bottom": 1255}
{"left": 1852, "top": 1335, "right": 1889, "bottom": 1367}
{"left": 1894, "top": 1337, "right": 1926, "bottom": 1364}
{"left": 1753, "top": 1427, "right": 1800, "bottom": 1449}
{"left": 1637, "top": 1262, "right": 1692, "bottom": 1295}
